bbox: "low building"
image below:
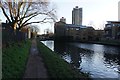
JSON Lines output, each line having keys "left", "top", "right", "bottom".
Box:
{"left": 65, "top": 24, "right": 81, "bottom": 40}
{"left": 54, "top": 18, "right": 98, "bottom": 41}
{"left": 60, "top": 17, "right": 66, "bottom": 23}
{"left": 54, "top": 21, "right": 66, "bottom": 40}
{"left": 104, "top": 21, "right": 120, "bottom": 40}
{"left": 65, "top": 24, "right": 95, "bottom": 41}
{"left": 94, "top": 30, "right": 104, "bottom": 41}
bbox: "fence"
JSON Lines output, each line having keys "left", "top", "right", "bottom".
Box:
{"left": 2, "top": 23, "right": 27, "bottom": 47}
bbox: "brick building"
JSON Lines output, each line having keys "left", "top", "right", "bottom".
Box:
{"left": 104, "top": 21, "right": 120, "bottom": 40}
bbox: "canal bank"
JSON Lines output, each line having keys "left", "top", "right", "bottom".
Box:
{"left": 53, "top": 39, "right": 120, "bottom": 46}
{"left": 71, "top": 39, "right": 120, "bottom": 46}
{"left": 41, "top": 40, "right": 120, "bottom": 79}
{"left": 86, "top": 40, "right": 120, "bottom": 46}
{"left": 37, "top": 40, "right": 91, "bottom": 79}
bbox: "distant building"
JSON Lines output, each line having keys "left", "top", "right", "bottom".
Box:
{"left": 28, "top": 28, "right": 31, "bottom": 39}
{"left": 104, "top": 21, "right": 120, "bottom": 40}
{"left": 54, "top": 20, "right": 66, "bottom": 40}
{"left": 60, "top": 17, "right": 66, "bottom": 23}
{"left": 118, "top": 1, "right": 120, "bottom": 21}
{"left": 65, "top": 24, "right": 84, "bottom": 41}
{"left": 94, "top": 30, "right": 104, "bottom": 41}
{"left": 54, "top": 18, "right": 98, "bottom": 41}
{"left": 72, "top": 6, "right": 82, "bottom": 25}
{"left": 65, "top": 24, "right": 95, "bottom": 41}
{"left": 20, "top": 27, "right": 32, "bottom": 39}
{"left": 105, "top": 1, "right": 120, "bottom": 40}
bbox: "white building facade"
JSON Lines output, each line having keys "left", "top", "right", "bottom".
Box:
{"left": 118, "top": 1, "right": 120, "bottom": 21}
{"left": 72, "top": 6, "right": 82, "bottom": 25}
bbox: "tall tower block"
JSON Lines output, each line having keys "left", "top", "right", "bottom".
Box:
{"left": 72, "top": 6, "right": 82, "bottom": 25}
{"left": 118, "top": 1, "right": 120, "bottom": 21}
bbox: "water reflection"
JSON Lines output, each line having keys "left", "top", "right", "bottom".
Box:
{"left": 104, "top": 52, "right": 120, "bottom": 73}
{"left": 42, "top": 41, "right": 120, "bottom": 78}
{"left": 104, "top": 52, "right": 120, "bottom": 64}
{"left": 41, "top": 40, "right": 54, "bottom": 51}
{"left": 54, "top": 41, "right": 81, "bottom": 68}
{"left": 66, "top": 45, "right": 81, "bottom": 68}
{"left": 71, "top": 43, "right": 120, "bottom": 78}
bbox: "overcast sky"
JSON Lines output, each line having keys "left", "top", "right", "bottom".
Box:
{"left": 52, "top": 0, "right": 120, "bottom": 29}
{"left": 0, "top": 0, "right": 120, "bottom": 34}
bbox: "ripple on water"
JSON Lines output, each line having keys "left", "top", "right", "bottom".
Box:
{"left": 42, "top": 41, "right": 120, "bottom": 79}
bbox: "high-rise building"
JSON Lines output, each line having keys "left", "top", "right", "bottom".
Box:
{"left": 72, "top": 6, "right": 82, "bottom": 25}
{"left": 118, "top": 1, "right": 120, "bottom": 21}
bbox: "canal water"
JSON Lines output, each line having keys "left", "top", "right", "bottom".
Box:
{"left": 41, "top": 40, "right": 120, "bottom": 79}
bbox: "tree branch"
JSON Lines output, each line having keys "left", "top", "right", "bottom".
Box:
{"left": 22, "top": 13, "right": 39, "bottom": 25}
{"left": 8, "top": 2, "right": 14, "bottom": 21}
{"left": 0, "top": 1, "right": 57, "bottom": 30}
{"left": 20, "top": 2, "right": 31, "bottom": 24}
{"left": 16, "top": 2, "right": 23, "bottom": 21}
{"left": 0, "top": 6, "right": 11, "bottom": 22}
{"left": 23, "top": 17, "right": 54, "bottom": 27}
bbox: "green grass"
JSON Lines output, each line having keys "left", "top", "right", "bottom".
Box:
{"left": 2, "top": 40, "right": 31, "bottom": 78}
{"left": 37, "top": 41, "right": 90, "bottom": 79}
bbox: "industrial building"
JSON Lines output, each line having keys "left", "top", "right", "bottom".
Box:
{"left": 54, "top": 18, "right": 102, "bottom": 41}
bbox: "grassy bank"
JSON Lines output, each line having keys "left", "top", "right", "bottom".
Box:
{"left": 2, "top": 40, "right": 31, "bottom": 78}
{"left": 37, "top": 41, "right": 90, "bottom": 79}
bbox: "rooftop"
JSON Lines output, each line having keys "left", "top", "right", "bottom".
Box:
{"left": 107, "top": 21, "right": 120, "bottom": 24}
{"left": 65, "top": 24, "right": 90, "bottom": 29}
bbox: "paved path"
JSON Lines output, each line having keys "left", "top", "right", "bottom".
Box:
{"left": 23, "top": 39, "right": 48, "bottom": 79}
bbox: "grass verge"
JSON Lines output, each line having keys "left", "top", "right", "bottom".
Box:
{"left": 2, "top": 40, "right": 31, "bottom": 78}
{"left": 37, "top": 41, "right": 90, "bottom": 80}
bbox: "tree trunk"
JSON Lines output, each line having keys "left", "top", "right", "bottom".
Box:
{"left": 13, "top": 22, "right": 17, "bottom": 41}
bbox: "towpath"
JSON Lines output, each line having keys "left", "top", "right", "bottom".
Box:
{"left": 23, "top": 39, "right": 48, "bottom": 78}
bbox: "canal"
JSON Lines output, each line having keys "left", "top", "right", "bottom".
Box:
{"left": 41, "top": 40, "right": 120, "bottom": 79}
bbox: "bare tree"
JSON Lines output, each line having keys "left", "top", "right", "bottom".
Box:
{"left": 30, "top": 25, "right": 40, "bottom": 33}
{"left": 0, "top": 0, "right": 57, "bottom": 30}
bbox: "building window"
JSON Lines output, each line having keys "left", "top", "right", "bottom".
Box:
{"left": 76, "top": 28, "right": 79, "bottom": 30}
{"left": 107, "top": 25, "right": 111, "bottom": 27}
{"left": 106, "top": 31, "right": 109, "bottom": 34}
